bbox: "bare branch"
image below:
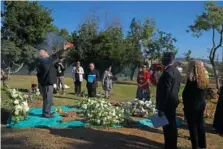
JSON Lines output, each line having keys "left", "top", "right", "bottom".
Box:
{"left": 210, "top": 27, "right": 216, "bottom": 61}
{"left": 212, "top": 27, "right": 216, "bottom": 48}
{"left": 212, "top": 26, "right": 223, "bottom": 60}
{"left": 10, "top": 61, "right": 24, "bottom": 74}
{"left": 11, "top": 61, "right": 21, "bottom": 67}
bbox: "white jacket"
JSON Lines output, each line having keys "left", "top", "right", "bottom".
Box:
{"left": 72, "top": 66, "right": 84, "bottom": 82}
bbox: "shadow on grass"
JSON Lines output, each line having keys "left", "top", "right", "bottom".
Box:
{"left": 49, "top": 127, "right": 164, "bottom": 149}
{"left": 1, "top": 127, "right": 41, "bottom": 149}
{"left": 17, "top": 88, "right": 29, "bottom": 93}
{"left": 54, "top": 95, "right": 78, "bottom": 100}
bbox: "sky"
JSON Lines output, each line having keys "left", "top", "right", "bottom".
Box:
{"left": 8, "top": 1, "right": 223, "bottom": 60}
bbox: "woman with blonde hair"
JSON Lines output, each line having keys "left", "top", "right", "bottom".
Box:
{"left": 182, "top": 60, "right": 209, "bottom": 149}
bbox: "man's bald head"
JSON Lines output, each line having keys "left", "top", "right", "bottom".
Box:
{"left": 89, "top": 63, "right": 95, "bottom": 71}
{"left": 39, "top": 49, "right": 49, "bottom": 58}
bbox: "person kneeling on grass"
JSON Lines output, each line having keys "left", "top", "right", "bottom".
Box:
{"left": 136, "top": 65, "right": 150, "bottom": 100}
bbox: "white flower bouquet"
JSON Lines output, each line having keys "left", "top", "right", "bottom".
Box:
{"left": 121, "top": 99, "right": 156, "bottom": 118}
{"left": 8, "top": 89, "right": 30, "bottom": 122}
{"left": 78, "top": 98, "right": 130, "bottom": 127}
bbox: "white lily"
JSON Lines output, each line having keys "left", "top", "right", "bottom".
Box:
{"left": 15, "top": 105, "right": 22, "bottom": 111}
{"left": 23, "top": 94, "right": 29, "bottom": 99}
{"left": 13, "top": 100, "right": 19, "bottom": 105}
{"left": 14, "top": 110, "right": 19, "bottom": 116}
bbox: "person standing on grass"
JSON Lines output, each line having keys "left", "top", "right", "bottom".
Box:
{"left": 37, "top": 43, "right": 69, "bottom": 118}
{"left": 136, "top": 65, "right": 150, "bottom": 100}
{"left": 54, "top": 58, "right": 66, "bottom": 95}
{"left": 102, "top": 66, "right": 113, "bottom": 99}
{"left": 85, "top": 63, "right": 100, "bottom": 97}
{"left": 156, "top": 52, "right": 181, "bottom": 149}
{"left": 182, "top": 60, "right": 208, "bottom": 149}
{"left": 72, "top": 61, "right": 84, "bottom": 95}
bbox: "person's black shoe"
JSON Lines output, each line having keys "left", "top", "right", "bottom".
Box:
{"left": 42, "top": 114, "right": 54, "bottom": 118}
{"left": 50, "top": 112, "right": 55, "bottom": 116}
{"left": 42, "top": 112, "right": 55, "bottom": 118}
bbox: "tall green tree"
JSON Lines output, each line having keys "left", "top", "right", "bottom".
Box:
{"left": 1, "top": 1, "right": 54, "bottom": 74}
{"left": 69, "top": 16, "right": 99, "bottom": 69}
{"left": 69, "top": 15, "right": 127, "bottom": 75}
{"left": 145, "top": 30, "right": 178, "bottom": 63}
{"left": 187, "top": 1, "right": 223, "bottom": 90}
{"left": 60, "top": 28, "right": 71, "bottom": 41}
{"left": 184, "top": 49, "right": 192, "bottom": 62}
{"left": 92, "top": 27, "right": 126, "bottom": 75}
{"left": 126, "top": 17, "right": 155, "bottom": 80}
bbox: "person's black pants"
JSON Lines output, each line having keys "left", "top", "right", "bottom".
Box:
{"left": 87, "top": 85, "right": 96, "bottom": 97}
{"left": 185, "top": 108, "right": 206, "bottom": 149}
{"left": 163, "top": 106, "right": 177, "bottom": 149}
{"left": 74, "top": 81, "right": 82, "bottom": 94}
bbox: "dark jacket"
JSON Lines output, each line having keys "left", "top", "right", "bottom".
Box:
{"left": 213, "top": 86, "right": 223, "bottom": 133}
{"left": 37, "top": 51, "right": 63, "bottom": 86}
{"left": 85, "top": 69, "right": 100, "bottom": 88}
{"left": 54, "top": 61, "right": 65, "bottom": 77}
{"left": 183, "top": 80, "right": 207, "bottom": 113}
{"left": 156, "top": 65, "right": 181, "bottom": 111}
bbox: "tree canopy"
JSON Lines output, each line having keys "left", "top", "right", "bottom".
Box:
{"left": 1, "top": 1, "right": 54, "bottom": 73}
{"left": 1, "top": 1, "right": 181, "bottom": 80}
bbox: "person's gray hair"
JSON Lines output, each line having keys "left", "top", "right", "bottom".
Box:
{"left": 89, "top": 63, "right": 94, "bottom": 66}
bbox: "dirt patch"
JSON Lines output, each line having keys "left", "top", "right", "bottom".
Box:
{"left": 29, "top": 99, "right": 43, "bottom": 107}
{"left": 61, "top": 112, "right": 85, "bottom": 122}
{"left": 2, "top": 120, "right": 223, "bottom": 149}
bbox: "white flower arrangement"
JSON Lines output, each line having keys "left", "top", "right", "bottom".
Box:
{"left": 121, "top": 99, "right": 156, "bottom": 118}
{"left": 8, "top": 89, "right": 30, "bottom": 122}
{"left": 79, "top": 98, "right": 129, "bottom": 127}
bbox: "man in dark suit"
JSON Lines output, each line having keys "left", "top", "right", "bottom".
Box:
{"left": 85, "top": 63, "right": 100, "bottom": 97}
{"left": 156, "top": 52, "right": 181, "bottom": 149}
{"left": 37, "top": 43, "right": 69, "bottom": 118}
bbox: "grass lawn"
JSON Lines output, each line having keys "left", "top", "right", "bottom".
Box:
{"left": 1, "top": 75, "right": 223, "bottom": 149}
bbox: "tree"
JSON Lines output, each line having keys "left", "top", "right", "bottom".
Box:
{"left": 187, "top": 1, "right": 223, "bottom": 90}
{"left": 126, "top": 18, "right": 155, "bottom": 80}
{"left": 60, "top": 28, "right": 71, "bottom": 41}
{"left": 1, "top": 1, "right": 54, "bottom": 74}
{"left": 145, "top": 30, "right": 178, "bottom": 63}
{"left": 92, "top": 27, "right": 127, "bottom": 75}
{"left": 184, "top": 50, "right": 192, "bottom": 62}
{"left": 1, "top": 41, "right": 24, "bottom": 80}
{"left": 69, "top": 15, "right": 99, "bottom": 70}
{"left": 69, "top": 14, "right": 127, "bottom": 75}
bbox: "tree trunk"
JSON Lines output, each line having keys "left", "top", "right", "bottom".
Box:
{"left": 130, "top": 65, "right": 137, "bottom": 81}
{"left": 210, "top": 59, "right": 220, "bottom": 90}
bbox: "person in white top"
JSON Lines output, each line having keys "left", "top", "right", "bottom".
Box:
{"left": 72, "top": 61, "right": 84, "bottom": 95}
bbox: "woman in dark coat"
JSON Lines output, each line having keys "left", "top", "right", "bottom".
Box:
{"left": 213, "top": 85, "right": 223, "bottom": 135}
{"left": 182, "top": 60, "right": 209, "bottom": 149}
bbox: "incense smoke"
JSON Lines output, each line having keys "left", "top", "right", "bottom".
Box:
{"left": 37, "top": 32, "right": 66, "bottom": 56}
